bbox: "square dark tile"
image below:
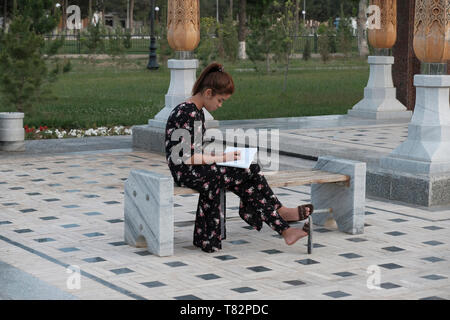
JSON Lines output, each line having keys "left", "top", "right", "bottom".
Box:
{"left": 83, "top": 257, "right": 106, "bottom": 263}
{"left": 19, "top": 208, "right": 37, "bottom": 213}
{"left": 43, "top": 198, "right": 60, "bottom": 202}
{"left": 26, "top": 192, "right": 41, "bottom": 196}
{"left": 34, "top": 238, "right": 55, "bottom": 243}
{"left": 261, "top": 249, "right": 283, "bottom": 254}
{"left": 339, "top": 253, "right": 362, "bottom": 259}
{"left": 247, "top": 266, "right": 272, "bottom": 273}
{"left": 48, "top": 184, "right": 62, "bottom": 187}
{"left": 2, "top": 202, "right": 19, "bottom": 206}
{"left": 385, "top": 231, "right": 406, "bottom": 236}
{"left": 9, "top": 187, "right": 24, "bottom": 190}
{"left": 59, "top": 247, "right": 80, "bottom": 253}
{"left": 135, "top": 251, "right": 152, "bottom": 256}
{"left": 83, "top": 211, "right": 102, "bottom": 216}
{"left": 389, "top": 218, "right": 408, "bottom": 223}
{"left": 61, "top": 224, "right": 80, "bottom": 229}
{"left": 214, "top": 255, "right": 237, "bottom": 261}
{"left": 306, "top": 243, "right": 326, "bottom": 249}
{"left": 174, "top": 294, "right": 202, "bottom": 300}
{"left": 0, "top": 221, "right": 12, "bottom": 225}
{"left": 196, "top": 273, "right": 221, "bottom": 280}
{"left": 165, "top": 261, "right": 187, "bottom": 268}
{"left": 334, "top": 272, "right": 357, "bottom": 278}
{"left": 421, "top": 256, "right": 445, "bottom": 263}
{"left": 382, "top": 246, "right": 405, "bottom": 252}
{"left": 110, "top": 268, "right": 134, "bottom": 275}
{"left": 107, "top": 219, "right": 124, "bottom": 224}
{"left": 296, "top": 259, "right": 319, "bottom": 265}
{"left": 141, "top": 281, "right": 166, "bottom": 288}
{"left": 63, "top": 205, "right": 80, "bottom": 209}
{"left": 232, "top": 287, "right": 257, "bottom": 293}
{"left": 323, "top": 291, "right": 351, "bottom": 298}
{"left": 346, "top": 237, "right": 367, "bottom": 243}
{"left": 14, "top": 229, "right": 33, "bottom": 233}
{"left": 31, "top": 179, "right": 45, "bottom": 182}
{"left": 109, "top": 241, "right": 127, "bottom": 246}
{"left": 84, "top": 194, "right": 100, "bottom": 198}
{"left": 315, "top": 228, "right": 332, "bottom": 233}
{"left": 423, "top": 240, "right": 444, "bottom": 246}
{"left": 230, "top": 239, "right": 249, "bottom": 245}
{"left": 421, "top": 274, "right": 447, "bottom": 280}
{"left": 380, "top": 282, "right": 402, "bottom": 289}
{"left": 40, "top": 216, "right": 58, "bottom": 221}
{"left": 423, "top": 226, "right": 444, "bottom": 231}
{"left": 284, "top": 280, "right": 306, "bottom": 286}
{"left": 104, "top": 201, "right": 120, "bottom": 205}
{"left": 83, "top": 232, "right": 105, "bottom": 237}
{"left": 173, "top": 203, "right": 182, "bottom": 207}
{"left": 379, "top": 263, "right": 403, "bottom": 270}
{"left": 419, "top": 296, "right": 446, "bottom": 300}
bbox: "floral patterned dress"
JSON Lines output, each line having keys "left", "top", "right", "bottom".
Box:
{"left": 165, "top": 102, "right": 290, "bottom": 253}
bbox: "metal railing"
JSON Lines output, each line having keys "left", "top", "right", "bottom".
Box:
{"left": 43, "top": 33, "right": 359, "bottom": 55}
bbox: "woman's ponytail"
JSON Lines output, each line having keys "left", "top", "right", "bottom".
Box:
{"left": 192, "top": 62, "right": 235, "bottom": 96}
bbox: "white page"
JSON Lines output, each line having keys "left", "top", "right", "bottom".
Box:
{"left": 216, "top": 147, "right": 258, "bottom": 169}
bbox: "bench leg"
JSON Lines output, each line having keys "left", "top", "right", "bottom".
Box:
{"left": 124, "top": 169, "right": 174, "bottom": 256}
{"left": 311, "top": 156, "right": 366, "bottom": 234}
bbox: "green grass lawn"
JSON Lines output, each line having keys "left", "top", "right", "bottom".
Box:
{"left": 0, "top": 56, "right": 369, "bottom": 129}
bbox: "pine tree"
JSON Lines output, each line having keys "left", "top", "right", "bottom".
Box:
{"left": 0, "top": 0, "right": 62, "bottom": 114}
{"left": 0, "top": 16, "right": 47, "bottom": 113}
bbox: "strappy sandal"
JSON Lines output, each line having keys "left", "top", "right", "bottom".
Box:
{"left": 297, "top": 204, "right": 314, "bottom": 221}
{"left": 302, "top": 216, "right": 313, "bottom": 254}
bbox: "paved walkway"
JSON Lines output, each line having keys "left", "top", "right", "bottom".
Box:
{"left": 0, "top": 115, "right": 448, "bottom": 300}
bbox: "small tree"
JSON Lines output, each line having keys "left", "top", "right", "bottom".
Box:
{"left": 273, "top": 0, "right": 296, "bottom": 91}
{"left": 246, "top": 13, "right": 278, "bottom": 73}
{"left": 218, "top": 14, "right": 239, "bottom": 63}
{"left": 336, "top": 7, "right": 353, "bottom": 58}
{"left": 302, "top": 37, "right": 311, "bottom": 61}
{"left": 0, "top": 16, "right": 47, "bottom": 113}
{"left": 107, "top": 27, "right": 126, "bottom": 63}
{"left": 196, "top": 17, "right": 219, "bottom": 68}
{"left": 81, "top": 23, "right": 106, "bottom": 55}
{"left": 317, "top": 24, "right": 330, "bottom": 63}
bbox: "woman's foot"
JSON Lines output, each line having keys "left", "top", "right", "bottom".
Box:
{"left": 277, "top": 205, "right": 312, "bottom": 222}
{"left": 281, "top": 227, "right": 308, "bottom": 246}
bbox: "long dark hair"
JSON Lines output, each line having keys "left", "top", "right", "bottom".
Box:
{"left": 192, "top": 62, "right": 235, "bottom": 96}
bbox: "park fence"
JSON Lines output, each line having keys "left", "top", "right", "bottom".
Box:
{"left": 43, "top": 33, "right": 359, "bottom": 55}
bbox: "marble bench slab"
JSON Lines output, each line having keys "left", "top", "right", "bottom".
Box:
{"left": 124, "top": 156, "right": 366, "bottom": 256}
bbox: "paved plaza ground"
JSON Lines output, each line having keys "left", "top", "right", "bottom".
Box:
{"left": 0, "top": 115, "right": 449, "bottom": 300}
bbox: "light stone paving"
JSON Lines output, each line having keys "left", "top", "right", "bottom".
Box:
{"left": 0, "top": 148, "right": 449, "bottom": 300}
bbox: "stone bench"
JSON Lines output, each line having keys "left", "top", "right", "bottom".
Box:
{"left": 124, "top": 156, "right": 366, "bottom": 256}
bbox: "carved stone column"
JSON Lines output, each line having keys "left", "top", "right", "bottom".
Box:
{"left": 348, "top": 0, "right": 412, "bottom": 120}
{"left": 374, "top": 0, "right": 450, "bottom": 206}
{"left": 133, "top": 0, "right": 217, "bottom": 153}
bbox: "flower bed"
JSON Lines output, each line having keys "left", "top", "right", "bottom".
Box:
{"left": 24, "top": 125, "right": 132, "bottom": 140}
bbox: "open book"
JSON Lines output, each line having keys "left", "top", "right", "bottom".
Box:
{"left": 216, "top": 147, "right": 258, "bottom": 169}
